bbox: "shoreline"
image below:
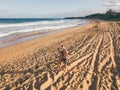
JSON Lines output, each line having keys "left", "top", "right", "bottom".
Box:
{"left": 0, "top": 20, "right": 90, "bottom": 48}
{"left": 0, "top": 31, "right": 54, "bottom": 48}
{"left": 0, "top": 20, "right": 120, "bottom": 90}
{"left": 0, "top": 20, "right": 93, "bottom": 65}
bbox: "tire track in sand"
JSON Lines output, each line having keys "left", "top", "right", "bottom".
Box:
{"left": 0, "top": 21, "right": 120, "bottom": 90}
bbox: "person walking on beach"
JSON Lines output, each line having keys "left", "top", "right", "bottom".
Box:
{"left": 57, "top": 45, "right": 68, "bottom": 70}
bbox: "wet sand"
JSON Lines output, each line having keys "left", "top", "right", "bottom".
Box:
{"left": 0, "top": 20, "right": 120, "bottom": 90}
{"left": 0, "top": 29, "right": 61, "bottom": 48}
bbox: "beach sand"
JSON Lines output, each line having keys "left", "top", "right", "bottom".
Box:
{"left": 0, "top": 20, "right": 120, "bottom": 90}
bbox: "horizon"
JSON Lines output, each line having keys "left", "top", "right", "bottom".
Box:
{"left": 0, "top": 0, "right": 120, "bottom": 18}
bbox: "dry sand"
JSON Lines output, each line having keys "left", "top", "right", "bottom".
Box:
{"left": 0, "top": 20, "right": 120, "bottom": 90}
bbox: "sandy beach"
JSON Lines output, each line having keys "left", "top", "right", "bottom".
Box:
{"left": 0, "top": 20, "right": 120, "bottom": 90}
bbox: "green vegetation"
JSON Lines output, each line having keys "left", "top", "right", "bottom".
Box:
{"left": 118, "top": 22, "right": 120, "bottom": 25}
{"left": 65, "top": 9, "right": 120, "bottom": 21}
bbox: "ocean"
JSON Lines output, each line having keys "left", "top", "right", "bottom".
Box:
{"left": 0, "top": 18, "right": 89, "bottom": 48}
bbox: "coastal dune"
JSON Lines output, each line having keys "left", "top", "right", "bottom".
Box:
{"left": 0, "top": 21, "right": 120, "bottom": 90}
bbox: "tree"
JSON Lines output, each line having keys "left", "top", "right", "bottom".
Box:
{"left": 106, "top": 9, "right": 116, "bottom": 19}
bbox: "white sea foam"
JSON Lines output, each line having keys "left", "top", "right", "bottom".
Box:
{"left": 0, "top": 19, "right": 88, "bottom": 38}
{"left": 0, "top": 24, "right": 76, "bottom": 38}
{"left": 0, "top": 20, "right": 65, "bottom": 28}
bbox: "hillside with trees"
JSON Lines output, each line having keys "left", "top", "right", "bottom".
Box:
{"left": 65, "top": 9, "right": 120, "bottom": 21}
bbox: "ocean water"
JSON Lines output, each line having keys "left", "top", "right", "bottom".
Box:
{"left": 0, "top": 18, "right": 89, "bottom": 48}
